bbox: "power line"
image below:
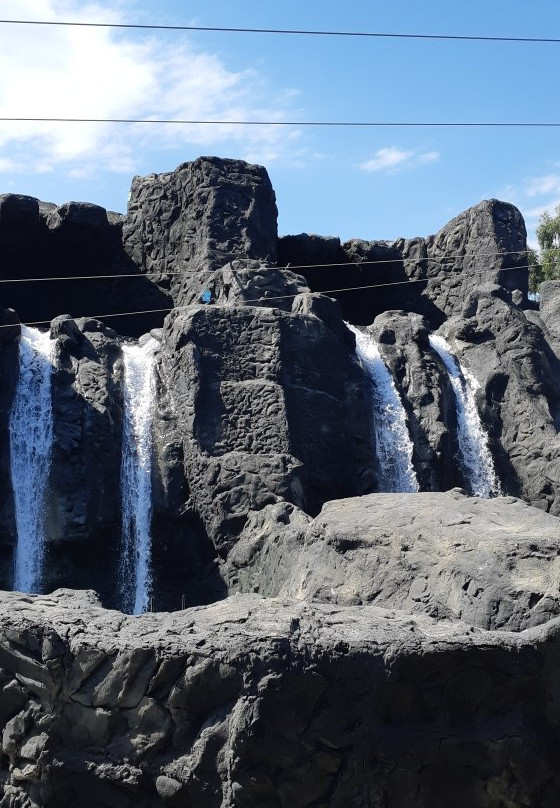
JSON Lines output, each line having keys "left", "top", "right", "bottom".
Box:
{"left": 1, "top": 19, "right": 560, "bottom": 44}
{"left": 0, "top": 250, "right": 538, "bottom": 286}
{"left": 2, "top": 117, "right": 560, "bottom": 128}
{"left": 0, "top": 262, "right": 533, "bottom": 329}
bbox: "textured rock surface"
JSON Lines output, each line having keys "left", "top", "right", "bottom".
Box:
{"left": 3, "top": 158, "right": 560, "bottom": 806}
{"left": 160, "top": 301, "right": 374, "bottom": 552}
{"left": 539, "top": 279, "right": 560, "bottom": 349}
{"left": 2, "top": 589, "right": 560, "bottom": 808}
{"left": 0, "top": 194, "right": 171, "bottom": 337}
{"left": 367, "top": 310, "right": 460, "bottom": 491}
{"left": 279, "top": 200, "right": 529, "bottom": 327}
{"left": 437, "top": 285, "right": 560, "bottom": 512}
{"left": 45, "top": 316, "right": 124, "bottom": 603}
{"left": 226, "top": 491, "right": 560, "bottom": 631}
{"left": 123, "top": 157, "right": 279, "bottom": 309}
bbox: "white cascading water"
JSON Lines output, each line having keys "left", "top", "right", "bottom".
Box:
{"left": 119, "top": 336, "right": 159, "bottom": 615}
{"left": 349, "top": 325, "right": 419, "bottom": 493}
{"left": 429, "top": 334, "right": 501, "bottom": 498}
{"left": 10, "top": 325, "right": 56, "bottom": 593}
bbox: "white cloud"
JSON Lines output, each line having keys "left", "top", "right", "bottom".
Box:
{"left": 0, "top": 0, "right": 302, "bottom": 176}
{"left": 360, "top": 147, "right": 414, "bottom": 172}
{"left": 524, "top": 199, "right": 560, "bottom": 220}
{"left": 525, "top": 174, "right": 560, "bottom": 198}
{"left": 418, "top": 151, "right": 440, "bottom": 164}
{"left": 359, "top": 147, "right": 439, "bottom": 173}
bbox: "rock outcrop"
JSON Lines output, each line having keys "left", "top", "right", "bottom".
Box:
{"left": 161, "top": 301, "right": 374, "bottom": 552}
{"left": 279, "top": 199, "right": 529, "bottom": 327}
{"left": 0, "top": 194, "right": 171, "bottom": 337}
{"left": 225, "top": 490, "right": 560, "bottom": 631}
{"left": 123, "top": 157, "right": 279, "bottom": 310}
{"left": 2, "top": 588, "right": 560, "bottom": 808}
{"left": 438, "top": 284, "right": 560, "bottom": 512}
{"left": 3, "top": 156, "right": 560, "bottom": 806}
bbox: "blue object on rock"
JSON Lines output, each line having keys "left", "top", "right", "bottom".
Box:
{"left": 200, "top": 290, "right": 212, "bottom": 304}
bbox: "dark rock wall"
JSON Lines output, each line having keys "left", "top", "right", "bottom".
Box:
{"left": 45, "top": 316, "right": 124, "bottom": 604}
{"left": 279, "top": 199, "right": 529, "bottom": 328}
{"left": 1, "top": 589, "right": 560, "bottom": 808}
{"left": 0, "top": 194, "right": 171, "bottom": 338}
{"left": 441, "top": 285, "right": 560, "bottom": 512}
{"left": 123, "top": 157, "right": 279, "bottom": 309}
{"left": 161, "top": 300, "right": 373, "bottom": 553}
{"left": 1, "top": 154, "right": 560, "bottom": 600}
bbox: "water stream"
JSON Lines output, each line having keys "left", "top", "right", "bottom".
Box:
{"left": 10, "top": 325, "right": 56, "bottom": 593}
{"left": 429, "top": 334, "right": 501, "bottom": 497}
{"left": 349, "top": 325, "right": 419, "bottom": 493}
{"left": 119, "top": 336, "right": 159, "bottom": 614}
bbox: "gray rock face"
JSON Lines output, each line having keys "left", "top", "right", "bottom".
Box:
{"left": 3, "top": 158, "right": 560, "bottom": 806}
{"left": 414, "top": 198, "right": 529, "bottom": 322}
{"left": 226, "top": 490, "right": 560, "bottom": 631}
{"left": 0, "top": 194, "right": 172, "bottom": 338}
{"left": 45, "top": 316, "right": 124, "bottom": 603}
{"left": 438, "top": 285, "right": 560, "bottom": 512}
{"left": 368, "top": 310, "right": 460, "bottom": 491}
{"left": 1, "top": 588, "right": 560, "bottom": 808}
{"left": 122, "top": 157, "right": 279, "bottom": 309}
{"left": 539, "top": 279, "right": 560, "bottom": 348}
{"left": 160, "top": 300, "right": 374, "bottom": 552}
{"left": 279, "top": 200, "right": 529, "bottom": 328}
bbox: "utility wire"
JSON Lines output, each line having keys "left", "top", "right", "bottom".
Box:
{"left": 1, "top": 19, "right": 560, "bottom": 44}
{"left": 2, "top": 117, "right": 560, "bottom": 128}
{"left": 0, "top": 263, "right": 534, "bottom": 329}
{"left": 0, "top": 250, "right": 541, "bottom": 285}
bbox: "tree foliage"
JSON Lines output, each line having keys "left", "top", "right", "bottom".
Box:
{"left": 530, "top": 204, "right": 560, "bottom": 293}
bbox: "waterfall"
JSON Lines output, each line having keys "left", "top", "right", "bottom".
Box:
{"left": 10, "top": 325, "right": 56, "bottom": 593}
{"left": 349, "top": 325, "right": 419, "bottom": 493}
{"left": 119, "top": 336, "right": 159, "bottom": 615}
{"left": 429, "top": 335, "right": 501, "bottom": 498}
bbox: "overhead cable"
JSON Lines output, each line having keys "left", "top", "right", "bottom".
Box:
{"left": 1, "top": 19, "right": 559, "bottom": 44}
{"left": 0, "top": 250, "right": 543, "bottom": 286}
{"left": 0, "top": 262, "right": 534, "bottom": 329}
{"left": 2, "top": 117, "right": 560, "bottom": 128}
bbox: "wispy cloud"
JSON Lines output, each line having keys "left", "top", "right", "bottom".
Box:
{"left": 359, "top": 147, "right": 440, "bottom": 173}
{"left": 525, "top": 174, "right": 560, "bottom": 198}
{"left": 0, "top": 0, "right": 303, "bottom": 177}
{"left": 417, "top": 151, "right": 440, "bottom": 164}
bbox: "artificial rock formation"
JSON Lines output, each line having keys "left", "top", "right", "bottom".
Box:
{"left": 2, "top": 156, "right": 560, "bottom": 806}
{"left": 278, "top": 198, "right": 529, "bottom": 327}
{"left": 2, "top": 587, "right": 560, "bottom": 808}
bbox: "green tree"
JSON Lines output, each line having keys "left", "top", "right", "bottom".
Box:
{"left": 536, "top": 204, "right": 560, "bottom": 284}
{"left": 528, "top": 247, "right": 544, "bottom": 293}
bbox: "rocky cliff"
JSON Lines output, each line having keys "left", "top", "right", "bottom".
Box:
{"left": 1, "top": 156, "right": 560, "bottom": 807}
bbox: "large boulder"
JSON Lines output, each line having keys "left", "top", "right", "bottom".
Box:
{"left": 225, "top": 490, "right": 560, "bottom": 632}
{"left": 1, "top": 589, "right": 560, "bottom": 808}
{"left": 438, "top": 285, "right": 560, "bottom": 512}
{"left": 160, "top": 299, "right": 374, "bottom": 552}
{"left": 123, "top": 157, "right": 279, "bottom": 309}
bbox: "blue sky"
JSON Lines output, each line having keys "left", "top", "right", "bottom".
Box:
{"left": 1, "top": 0, "right": 560, "bottom": 247}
